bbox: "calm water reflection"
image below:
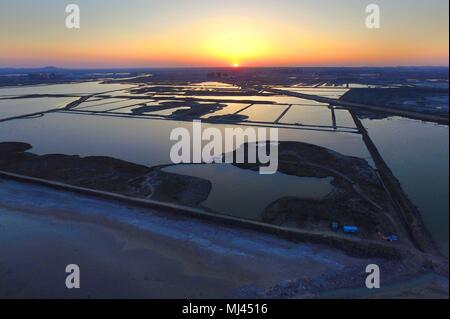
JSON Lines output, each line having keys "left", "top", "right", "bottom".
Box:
{"left": 363, "top": 117, "right": 449, "bottom": 255}
{"left": 164, "top": 164, "right": 334, "bottom": 220}
{"left": 3, "top": 84, "right": 445, "bottom": 254}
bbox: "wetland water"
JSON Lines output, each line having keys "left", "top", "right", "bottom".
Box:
{"left": 0, "top": 108, "right": 369, "bottom": 223}
{"left": 0, "top": 81, "right": 135, "bottom": 96}
{"left": 0, "top": 112, "right": 370, "bottom": 166}
{"left": 0, "top": 82, "right": 447, "bottom": 254}
{"left": 362, "top": 117, "right": 449, "bottom": 255}
{"left": 0, "top": 97, "right": 78, "bottom": 119}
{"left": 163, "top": 164, "right": 334, "bottom": 219}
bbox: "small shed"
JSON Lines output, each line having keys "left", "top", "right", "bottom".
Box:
{"left": 343, "top": 226, "right": 359, "bottom": 234}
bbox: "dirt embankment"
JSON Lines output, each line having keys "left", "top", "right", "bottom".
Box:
{"left": 0, "top": 142, "right": 211, "bottom": 207}
{"left": 130, "top": 100, "right": 227, "bottom": 119}
{"left": 0, "top": 141, "right": 400, "bottom": 242}
{"left": 233, "top": 141, "right": 399, "bottom": 241}
{"left": 1, "top": 141, "right": 448, "bottom": 266}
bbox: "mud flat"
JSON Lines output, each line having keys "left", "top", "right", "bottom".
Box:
{"left": 0, "top": 141, "right": 426, "bottom": 260}
{"left": 1, "top": 141, "right": 448, "bottom": 263}
{"left": 0, "top": 177, "right": 448, "bottom": 299}
{"left": 233, "top": 141, "right": 399, "bottom": 240}
{"left": 0, "top": 141, "right": 448, "bottom": 297}
{"left": 0, "top": 141, "right": 396, "bottom": 240}
{"left": 0, "top": 142, "right": 210, "bottom": 207}
{"left": 130, "top": 100, "right": 228, "bottom": 119}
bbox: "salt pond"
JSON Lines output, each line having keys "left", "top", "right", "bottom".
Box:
{"left": 164, "top": 164, "right": 334, "bottom": 220}
{"left": 0, "top": 81, "right": 135, "bottom": 96}
{"left": 362, "top": 117, "right": 449, "bottom": 255}
{"left": 0, "top": 97, "right": 78, "bottom": 120}
{"left": 1, "top": 82, "right": 445, "bottom": 254}
{"left": 0, "top": 112, "right": 370, "bottom": 166}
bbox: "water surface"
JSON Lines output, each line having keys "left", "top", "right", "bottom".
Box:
{"left": 362, "top": 117, "right": 449, "bottom": 255}
{"left": 0, "top": 97, "right": 77, "bottom": 120}
{"left": 164, "top": 164, "right": 334, "bottom": 220}
{"left": 0, "top": 82, "right": 135, "bottom": 96}
{"left": 0, "top": 112, "right": 371, "bottom": 167}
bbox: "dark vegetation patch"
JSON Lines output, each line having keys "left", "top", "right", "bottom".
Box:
{"left": 341, "top": 87, "right": 449, "bottom": 118}
{"left": 130, "top": 100, "right": 227, "bottom": 119}
{"left": 0, "top": 142, "right": 211, "bottom": 207}
{"left": 232, "top": 141, "right": 397, "bottom": 239}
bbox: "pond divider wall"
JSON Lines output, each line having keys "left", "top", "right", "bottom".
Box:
{"left": 0, "top": 169, "right": 402, "bottom": 259}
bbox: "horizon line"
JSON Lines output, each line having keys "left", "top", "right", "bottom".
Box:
{"left": 1, "top": 65, "right": 449, "bottom": 71}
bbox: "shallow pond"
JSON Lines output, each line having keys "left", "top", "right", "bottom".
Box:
{"left": 0, "top": 82, "right": 135, "bottom": 96}
{"left": 0, "top": 97, "right": 78, "bottom": 120}
{"left": 0, "top": 112, "right": 371, "bottom": 167}
{"left": 362, "top": 117, "right": 449, "bottom": 255}
{"left": 163, "top": 164, "right": 334, "bottom": 220}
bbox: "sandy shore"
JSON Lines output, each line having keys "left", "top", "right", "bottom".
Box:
{"left": 0, "top": 178, "right": 448, "bottom": 299}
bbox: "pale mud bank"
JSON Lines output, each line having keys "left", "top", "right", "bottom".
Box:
{"left": 0, "top": 179, "right": 447, "bottom": 299}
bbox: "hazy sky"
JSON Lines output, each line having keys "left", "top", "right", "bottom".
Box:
{"left": 0, "top": 0, "right": 448, "bottom": 68}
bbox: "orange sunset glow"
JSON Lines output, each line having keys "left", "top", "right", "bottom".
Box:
{"left": 0, "top": 1, "right": 448, "bottom": 67}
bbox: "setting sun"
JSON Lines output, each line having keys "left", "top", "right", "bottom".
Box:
{"left": 0, "top": 1, "right": 447, "bottom": 68}
{"left": 200, "top": 18, "right": 273, "bottom": 67}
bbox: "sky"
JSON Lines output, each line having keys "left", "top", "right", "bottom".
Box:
{"left": 0, "top": 0, "right": 448, "bottom": 68}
